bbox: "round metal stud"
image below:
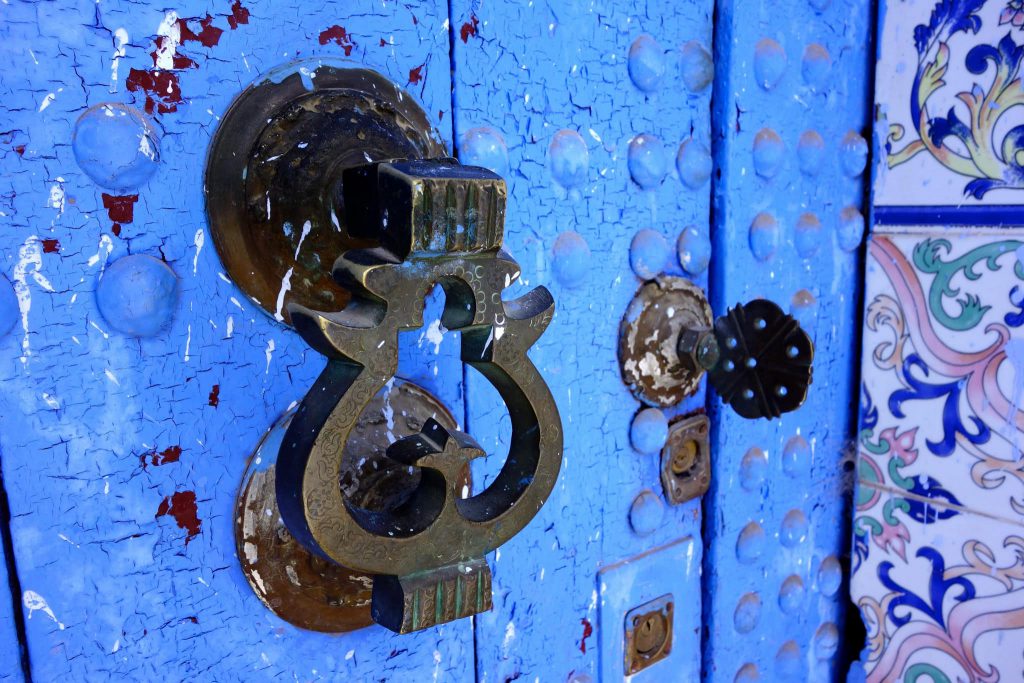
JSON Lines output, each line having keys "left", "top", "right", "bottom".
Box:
{"left": 619, "top": 277, "right": 713, "bottom": 407}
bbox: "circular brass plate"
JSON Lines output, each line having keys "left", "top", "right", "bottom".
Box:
{"left": 206, "top": 62, "right": 446, "bottom": 325}
{"left": 619, "top": 277, "right": 713, "bottom": 407}
{"left": 235, "top": 378, "right": 460, "bottom": 632}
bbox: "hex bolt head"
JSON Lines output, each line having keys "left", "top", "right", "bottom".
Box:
{"left": 676, "top": 325, "right": 719, "bottom": 378}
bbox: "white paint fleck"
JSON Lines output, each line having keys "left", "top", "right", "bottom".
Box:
{"left": 273, "top": 267, "right": 293, "bottom": 321}
{"left": 153, "top": 12, "right": 181, "bottom": 70}
{"left": 184, "top": 324, "right": 192, "bottom": 362}
{"left": 225, "top": 315, "right": 234, "bottom": 339}
{"left": 14, "top": 237, "right": 55, "bottom": 362}
{"left": 105, "top": 369, "right": 120, "bottom": 386}
{"left": 294, "top": 220, "right": 312, "bottom": 259}
{"left": 265, "top": 339, "right": 276, "bottom": 374}
{"left": 193, "top": 229, "right": 205, "bottom": 274}
{"left": 23, "top": 590, "right": 64, "bottom": 630}
{"left": 87, "top": 235, "right": 114, "bottom": 269}
{"left": 38, "top": 92, "right": 56, "bottom": 112}
{"left": 110, "top": 28, "right": 129, "bottom": 92}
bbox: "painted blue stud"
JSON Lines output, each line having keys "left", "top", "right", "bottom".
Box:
{"left": 814, "top": 623, "right": 840, "bottom": 660}
{"left": 775, "top": 641, "right": 803, "bottom": 680}
{"left": 628, "top": 490, "right": 665, "bottom": 537}
{"left": 749, "top": 213, "right": 780, "bottom": 262}
{"left": 551, "top": 231, "right": 591, "bottom": 288}
{"left": 733, "top": 592, "right": 762, "bottom": 634}
{"left": 628, "top": 134, "right": 668, "bottom": 189}
{"left": 735, "top": 664, "right": 760, "bottom": 683}
{"left": 630, "top": 407, "right": 669, "bottom": 454}
{"left": 779, "top": 509, "right": 809, "bottom": 547}
{"left": 0, "top": 275, "right": 18, "bottom": 337}
{"left": 460, "top": 127, "right": 509, "bottom": 176}
{"left": 782, "top": 434, "right": 811, "bottom": 476}
{"left": 817, "top": 555, "right": 842, "bottom": 597}
{"left": 95, "top": 254, "right": 179, "bottom": 337}
{"left": 838, "top": 206, "right": 866, "bottom": 252}
{"left": 548, "top": 130, "right": 589, "bottom": 191}
{"left": 839, "top": 131, "right": 868, "bottom": 177}
{"left": 778, "top": 575, "right": 805, "bottom": 614}
{"left": 753, "top": 38, "right": 787, "bottom": 90}
{"left": 629, "top": 229, "right": 670, "bottom": 280}
{"left": 680, "top": 41, "right": 714, "bottom": 92}
{"left": 677, "top": 139, "right": 713, "bottom": 190}
{"left": 794, "top": 212, "right": 822, "bottom": 258}
{"left": 790, "top": 288, "right": 818, "bottom": 331}
{"left": 740, "top": 447, "right": 769, "bottom": 491}
{"left": 797, "top": 130, "right": 826, "bottom": 176}
{"left": 801, "top": 44, "right": 832, "bottom": 89}
{"left": 677, "top": 226, "right": 711, "bottom": 276}
{"left": 736, "top": 521, "right": 766, "bottom": 564}
{"left": 752, "top": 128, "right": 784, "bottom": 179}
{"left": 628, "top": 34, "right": 666, "bottom": 93}
{"left": 72, "top": 103, "right": 160, "bottom": 191}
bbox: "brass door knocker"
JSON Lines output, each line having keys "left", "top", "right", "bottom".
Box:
{"left": 211, "top": 65, "right": 562, "bottom": 634}
{"left": 276, "top": 159, "right": 562, "bottom": 633}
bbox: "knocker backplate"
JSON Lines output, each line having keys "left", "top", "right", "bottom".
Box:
{"left": 235, "top": 378, "right": 464, "bottom": 633}
{"left": 204, "top": 62, "right": 446, "bottom": 325}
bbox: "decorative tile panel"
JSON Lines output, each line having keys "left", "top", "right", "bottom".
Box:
{"left": 873, "top": 0, "right": 1024, "bottom": 225}
{"left": 853, "top": 228, "right": 1024, "bottom": 681}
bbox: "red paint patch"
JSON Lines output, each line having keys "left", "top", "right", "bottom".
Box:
{"left": 408, "top": 64, "right": 425, "bottom": 85}
{"left": 438, "top": 110, "right": 444, "bottom": 121}
{"left": 319, "top": 25, "right": 356, "bottom": 56}
{"left": 101, "top": 194, "right": 138, "bottom": 224}
{"left": 155, "top": 491, "right": 202, "bottom": 545}
{"left": 227, "top": 1, "right": 250, "bottom": 29}
{"left": 380, "top": 37, "right": 387, "bottom": 47}
{"left": 41, "top": 239, "right": 60, "bottom": 254}
{"left": 126, "top": 69, "right": 183, "bottom": 114}
{"left": 208, "top": 384, "right": 220, "bottom": 407}
{"left": 579, "top": 618, "right": 593, "bottom": 654}
{"left": 150, "top": 37, "right": 198, "bottom": 69}
{"left": 460, "top": 15, "right": 480, "bottom": 43}
{"left": 14, "top": 145, "right": 25, "bottom": 156}
{"left": 111, "top": 224, "right": 122, "bottom": 237}
{"left": 146, "top": 445, "right": 182, "bottom": 468}
{"left": 178, "top": 15, "right": 223, "bottom": 47}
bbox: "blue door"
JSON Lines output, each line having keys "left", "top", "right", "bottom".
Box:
{"left": 0, "top": 1, "right": 870, "bottom": 680}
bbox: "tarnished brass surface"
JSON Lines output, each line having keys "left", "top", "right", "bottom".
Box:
{"left": 619, "top": 277, "right": 713, "bottom": 407}
{"left": 660, "top": 414, "right": 711, "bottom": 505}
{"left": 624, "top": 594, "right": 674, "bottom": 675}
{"left": 234, "top": 379, "right": 462, "bottom": 632}
{"left": 205, "top": 63, "right": 445, "bottom": 325}
{"left": 619, "top": 277, "right": 814, "bottom": 419}
{"left": 276, "top": 159, "right": 562, "bottom": 632}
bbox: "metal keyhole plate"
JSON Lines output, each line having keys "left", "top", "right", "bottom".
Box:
{"left": 624, "top": 594, "right": 674, "bottom": 675}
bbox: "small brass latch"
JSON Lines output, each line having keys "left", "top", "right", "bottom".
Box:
{"left": 624, "top": 594, "right": 674, "bottom": 675}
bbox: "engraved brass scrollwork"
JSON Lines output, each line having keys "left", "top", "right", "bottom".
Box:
{"left": 275, "top": 159, "right": 562, "bottom": 633}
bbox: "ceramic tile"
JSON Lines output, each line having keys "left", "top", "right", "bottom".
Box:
{"left": 873, "top": 0, "right": 1024, "bottom": 224}
{"left": 852, "top": 485, "right": 1024, "bottom": 682}
{"left": 860, "top": 229, "right": 1024, "bottom": 525}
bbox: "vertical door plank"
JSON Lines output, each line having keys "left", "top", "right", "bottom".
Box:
{"left": 706, "top": 1, "right": 871, "bottom": 681}
{"left": 450, "top": 1, "right": 713, "bottom": 680}
{"left": 0, "top": 1, "right": 470, "bottom": 680}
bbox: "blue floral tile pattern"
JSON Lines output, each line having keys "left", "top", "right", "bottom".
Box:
{"left": 874, "top": 0, "right": 1024, "bottom": 224}
{"left": 853, "top": 228, "right": 1024, "bottom": 680}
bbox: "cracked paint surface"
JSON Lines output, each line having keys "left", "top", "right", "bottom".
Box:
{"left": 451, "top": 1, "right": 712, "bottom": 680}
{"left": 705, "top": 1, "right": 870, "bottom": 681}
{"left": 0, "top": 0, "right": 470, "bottom": 680}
